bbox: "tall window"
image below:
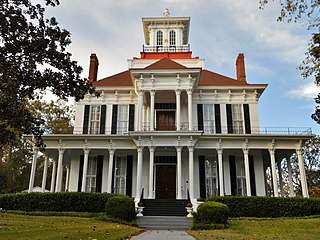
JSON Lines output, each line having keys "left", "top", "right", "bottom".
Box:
{"left": 117, "top": 105, "right": 129, "bottom": 134}
{"left": 169, "top": 30, "right": 176, "bottom": 51}
{"left": 232, "top": 104, "right": 243, "bottom": 134}
{"left": 156, "top": 30, "right": 163, "bottom": 51}
{"left": 90, "top": 105, "right": 101, "bottom": 134}
{"left": 205, "top": 158, "right": 218, "bottom": 197}
{"left": 236, "top": 159, "right": 246, "bottom": 196}
{"left": 86, "top": 157, "right": 97, "bottom": 192}
{"left": 114, "top": 156, "right": 127, "bottom": 195}
{"left": 203, "top": 104, "right": 215, "bottom": 134}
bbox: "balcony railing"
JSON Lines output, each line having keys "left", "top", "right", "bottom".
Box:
{"left": 54, "top": 126, "right": 312, "bottom": 136}
{"left": 142, "top": 44, "right": 190, "bottom": 52}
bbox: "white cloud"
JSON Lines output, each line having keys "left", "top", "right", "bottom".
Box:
{"left": 287, "top": 83, "right": 320, "bottom": 99}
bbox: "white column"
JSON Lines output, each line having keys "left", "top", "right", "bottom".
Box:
{"left": 175, "top": 90, "right": 181, "bottom": 131}
{"left": 50, "top": 160, "right": 57, "bottom": 192}
{"left": 277, "top": 160, "right": 284, "bottom": 197}
{"left": 138, "top": 90, "right": 144, "bottom": 131}
{"left": 28, "top": 147, "right": 39, "bottom": 193}
{"left": 81, "top": 148, "right": 90, "bottom": 192}
{"left": 107, "top": 149, "right": 115, "bottom": 193}
{"left": 217, "top": 149, "right": 224, "bottom": 196}
{"left": 65, "top": 166, "right": 70, "bottom": 192}
{"left": 55, "top": 148, "right": 65, "bottom": 192}
{"left": 41, "top": 155, "right": 49, "bottom": 192}
{"left": 176, "top": 146, "right": 182, "bottom": 199}
{"left": 297, "top": 148, "right": 308, "bottom": 197}
{"left": 188, "top": 146, "right": 194, "bottom": 198}
{"left": 187, "top": 89, "right": 193, "bottom": 131}
{"left": 148, "top": 146, "right": 155, "bottom": 199}
{"left": 269, "top": 148, "right": 278, "bottom": 197}
{"left": 136, "top": 146, "right": 144, "bottom": 199}
{"left": 287, "top": 157, "right": 295, "bottom": 197}
{"left": 150, "top": 90, "right": 155, "bottom": 131}
{"left": 243, "top": 148, "right": 251, "bottom": 196}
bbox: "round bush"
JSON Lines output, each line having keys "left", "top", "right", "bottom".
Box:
{"left": 105, "top": 196, "right": 136, "bottom": 221}
{"left": 194, "top": 201, "right": 229, "bottom": 224}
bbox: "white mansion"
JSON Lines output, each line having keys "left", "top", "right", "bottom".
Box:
{"left": 28, "top": 9, "right": 313, "bottom": 206}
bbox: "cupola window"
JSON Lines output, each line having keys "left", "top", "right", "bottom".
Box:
{"left": 156, "top": 30, "right": 163, "bottom": 51}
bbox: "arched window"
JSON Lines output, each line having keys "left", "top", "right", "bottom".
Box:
{"left": 156, "top": 30, "right": 163, "bottom": 51}
{"left": 169, "top": 30, "right": 176, "bottom": 46}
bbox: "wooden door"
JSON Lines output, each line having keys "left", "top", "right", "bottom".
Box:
{"left": 157, "top": 111, "right": 175, "bottom": 130}
{"left": 156, "top": 165, "right": 176, "bottom": 199}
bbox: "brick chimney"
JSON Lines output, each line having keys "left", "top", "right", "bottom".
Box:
{"left": 236, "top": 53, "right": 246, "bottom": 83}
{"left": 88, "top": 53, "right": 99, "bottom": 83}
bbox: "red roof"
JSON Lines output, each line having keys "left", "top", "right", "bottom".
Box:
{"left": 93, "top": 70, "right": 133, "bottom": 87}
{"left": 144, "top": 58, "right": 188, "bottom": 70}
{"left": 199, "top": 70, "right": 248, "bottom": 86}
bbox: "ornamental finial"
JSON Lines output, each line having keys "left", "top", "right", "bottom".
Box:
{"left": 163, "top": 8, "right": 170, "bottom": 17}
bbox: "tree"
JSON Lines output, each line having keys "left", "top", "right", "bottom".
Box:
{"left": 259, "top": 1, "right": 320, "bottom": 123}
{"left": 0, "top": 0, "right": 96, "bottom": 148}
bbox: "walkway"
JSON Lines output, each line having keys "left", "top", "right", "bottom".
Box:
{"left": 130, "top": 230, "right": 195, "bottom": 240}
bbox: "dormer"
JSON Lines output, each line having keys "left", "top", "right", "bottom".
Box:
{"left": 142, "top": 8, "right": 190, "bottom": 52}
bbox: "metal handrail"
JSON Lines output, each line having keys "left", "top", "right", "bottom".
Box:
{"left": 142, "top": 44, "right": 190, "bottom": 52}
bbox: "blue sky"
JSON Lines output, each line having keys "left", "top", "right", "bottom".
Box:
{"left": 45, "top": 0, "right": 319, "bottom": 134}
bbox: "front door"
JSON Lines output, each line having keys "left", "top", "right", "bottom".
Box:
{"left": 157, "top": 111, "right": 175, "bottom": 130}
{"left": 156, "top": 165, "right": 176, "bottom": 199}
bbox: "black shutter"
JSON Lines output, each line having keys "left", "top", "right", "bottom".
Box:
{"left": 129, "top": 104, "right": 135, "bottom": 131}
{"left": 111, "top": 105, "right": 118, "bottom": 134}
{"left": 78, "top": 155, "right": 84, "bottom": 192}
{"left": 83, "top": 105, "right": 90, "bottom": 134}
{"left": 197, "top": 104, "right": 204, "bottom": 131}
{"left": 199, "top": 155, "right": 206, "bottom": 198}
{"left": 99, "top": 105, "right": 107, "bottom": 134}
{"left": 126, "top": 155, "right": 133, "bottom": 196}
{"left": 249, "top": 155, "right": 256, "bottom": 196}
{"left": 214, "top": 104, "right": 222, "bottom": 134}
{"left": 96, "top": 155, "right": 104, "bottom": 192}
{"left": 111, "top": 155, "right": 116, "bottom": 193}
{"left": 226, "top": 104, "right": 233, "bottom": 134}
{"left": 229, "top": 156, "right": 237, "bottom": 196}
{"left": 243, "top": 104, "right": 251, "bottom": 134}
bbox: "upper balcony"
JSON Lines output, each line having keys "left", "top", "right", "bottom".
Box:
{"left": 142, "top": 44, "right": 191, "bottom": 53}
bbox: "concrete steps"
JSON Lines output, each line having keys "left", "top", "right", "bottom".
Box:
{"left": 137, "top": 216, "right": 193, "bottom": 230}
{"left": 142, "top": 199, "right": 189, "bottom": 216}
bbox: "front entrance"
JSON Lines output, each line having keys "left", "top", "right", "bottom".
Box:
{"left": 156, "top": 165, "right": 176, "bottom": 199}
{"left": 156, "top": 111, "right": 175, "bottom": 130}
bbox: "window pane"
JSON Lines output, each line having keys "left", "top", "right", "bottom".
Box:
{"left": 205, "top": 158, "right": 218, "bottom": 197}
{"left": 117, "top": 105, "right": 128, "bottom": 134}
{"left": 203, "top": 104, "right": 214, "bottom": 133}
{"left": 114, "top": 156, "right": 127, "bottom": 195}
{"left": 169, "top": 30, "right": 176, "bottom": 46}
{"left": 86, "top": 157, "right": 97, "bottom": 192}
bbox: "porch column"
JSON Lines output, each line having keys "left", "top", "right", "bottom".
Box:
{"left": 217, "top": 149, "right": 224, "bottom": 196}
{"left": 187, "top": 89, "right": 193, "bottom": 131}
{"left": 297, "top": 148, "right": 308, "bottom": 197}
{"left": 50, "top": 160, "right": 57, "bottom": 192}
{"left": 28, "top": 147, "right": 39, "bottom": 193}
{"left": 188, "top": 146, "right": 194, "bottom": 198}
{"left": 55, "top": 148, "right": 65, "bottom": 192}
{"left": 81, "top": 148, "right": 90, "bottom": 192}
{"left": 277, "top": 161, "right": 284, "bottom": 197}
{"left": 243, "top": 148, "right": 251, "bottom": 196}
{"left": 136, "top": 146, "right": 144, "bottom": 199}
{"left": 176, "top": 146, "right": 182, "bottom": 199}
{"left": 150, "top": 90, "right": 155, "bottom": 131}
{"left": 137, "top": 90, "right": 144, "bottom": 131}
{"left": 269, "top": 148, "right": 278, "bottom": 197}
{"left": 175, "top": 89, "right": 181, "bottom": 130}
{"left": 287, "top": 157, "right": 295, "bottom": 197}
{"left": 107, "top": 149, "right": 115, "bottom": 193}
{"left": 148, "top": 146, "right": 155, "bottom": 199}
{"left": 41, "top": 155, "right": 49, "bottom": 192}
{"left": 65, "top": 166, "right": 70, "bottom": 192}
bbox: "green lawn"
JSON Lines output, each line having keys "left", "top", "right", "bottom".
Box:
{"left": 0, "top": 213, "right": 142, "bottom": 240}
{"left": 189, "top": 217, "right": 320, "bottom": 240}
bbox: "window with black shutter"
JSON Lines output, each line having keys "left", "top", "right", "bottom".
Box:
{"left": 243, "top": 104, "right": 251, "bottom": 134}
{"left": 197, "top": 104, "right": 203, "bottom": 131}
{"left": 83, "top": 105, "right": 90, "bottom": 134}
{"left": 226, "top": 104, "right": 233, "bottom": 134}
{"left": 214, "top": 104, "right": 221, "bottom": 134}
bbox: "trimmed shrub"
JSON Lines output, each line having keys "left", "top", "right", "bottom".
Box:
{"left": 194, "top": 201, "right": 229, "bottom": 224}
{"left": 206, "top": 196, "right": 320, "bottom": 218}
{"left": 105, "top": 196, "right": 136, "bottom": 221}
{"left": 0, "top": 192, "right": 115, "bottom": 212}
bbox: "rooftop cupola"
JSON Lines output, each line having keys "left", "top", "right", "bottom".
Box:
{"left": 142, "top": 9, "right": 191, "bottom": 53}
